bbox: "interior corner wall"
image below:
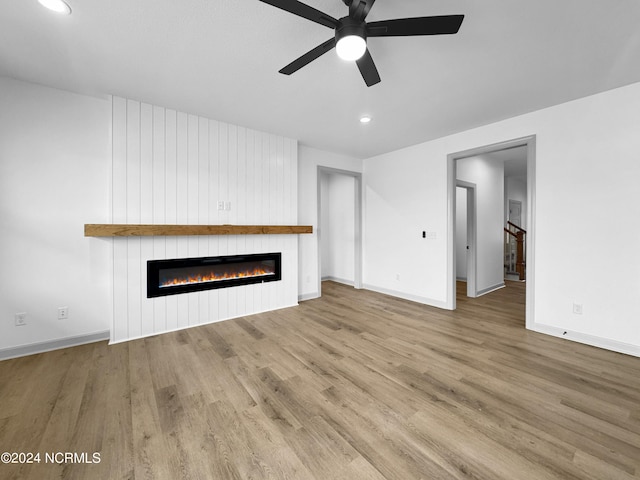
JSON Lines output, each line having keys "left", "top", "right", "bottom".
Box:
{"left": 457, "top": 155, "right": 505, "bottom": 293}
{"left": 298, "top": 145, "right": 363, "bottom": 300}
{"left": 363, "top": 81, "right": 640, "bottom": 356}
{"left": 111, "top": 97, "right": 299, "bottom": 343}
{"left": 0, "top": 77, "right": 111, "bottom": 355}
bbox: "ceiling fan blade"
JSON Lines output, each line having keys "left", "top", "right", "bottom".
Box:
{"left": 367, "top": 15, "right": 464, "bottom": 37}
{"left": 259, "top": 0, "right": 338, "bottom": 29}
{"left": 356, "top": 49, "right": 381, "bottom": 87}
{"left": 349, "top": 0, "right": 376, "bottom": 21}
{"left": 279, "top": 38, "right": 337, "bottom": 75}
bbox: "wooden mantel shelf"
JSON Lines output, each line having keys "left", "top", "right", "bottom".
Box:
{"left": 84, "top": 224, "right": 313, "bottom": 237}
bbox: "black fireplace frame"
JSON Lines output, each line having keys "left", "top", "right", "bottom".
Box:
{"left": 147, "top": 252, "right": 281, "bottom": 298}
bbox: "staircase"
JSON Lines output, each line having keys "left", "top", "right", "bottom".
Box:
{"left": 504, "top": 221, "right": 526, "bottom": 280}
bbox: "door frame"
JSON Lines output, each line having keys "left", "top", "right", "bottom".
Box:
{"left": 456, "top": 180, "right": 478, "bottom": 297}
{"left": 317, "top": 166, "right": 363, "bottom": 297}
{"left": 447, "top": 135, "right": 536, "bottom": 329}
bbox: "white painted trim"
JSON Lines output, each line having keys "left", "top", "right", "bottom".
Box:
{"left": 476, "top": 282, "right": 506, "bottom": 297}
{"left": 362, "top": 284, "right": 449, "bottom": 310}
{"left": 525, "top": 137, "right": 536, "bottom": 331}
{"left": 0, "top": 331, "right": 110, "bottom": 361}
{"left": 446, "top": 153, "right": 456, "bottom": 310}
{"left": 531, "top": 323, "right": 640, "bottom": 358}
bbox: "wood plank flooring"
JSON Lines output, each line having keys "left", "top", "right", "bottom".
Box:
{"left": 1, "top": 281, "right": 639, "bottom": 479}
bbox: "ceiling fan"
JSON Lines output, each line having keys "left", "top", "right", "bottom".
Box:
{"left": 259, "top": 0, "right": 464, "bottom": 87}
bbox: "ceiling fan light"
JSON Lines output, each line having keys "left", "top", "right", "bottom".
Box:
{"left": 38, "top": 0, "right": 72, "bottom": 14}
{"left": 336, "top": 35, "right": 366, "bottom": 61}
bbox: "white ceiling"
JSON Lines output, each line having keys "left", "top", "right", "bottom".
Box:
{"left": 2, "top": 0, "right": 640, "bottom": 159}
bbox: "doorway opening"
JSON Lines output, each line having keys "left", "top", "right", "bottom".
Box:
{"left": 456, "top": 181, "right": 477, "bottom": 298}
{"left": 505, "top": 199, "right": 524, "bottom": 281}
{"left": 447, "top": 135, "right": 536, "bottom": 329}
{"left": 317, "top": 166, "right": 362, "bottom": 297}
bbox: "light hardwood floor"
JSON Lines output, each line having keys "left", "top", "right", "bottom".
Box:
{"left": 1, "top": 281, "right": 639, "bottom": 479}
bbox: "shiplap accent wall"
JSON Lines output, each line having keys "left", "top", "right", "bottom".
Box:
{"left": 111, "top": 97, "right": 298, "bottom": 343}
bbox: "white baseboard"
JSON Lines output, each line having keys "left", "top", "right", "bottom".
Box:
{"left": 299, "top": 292, "right": 320, "bottom": 302}
{"left": 321, "top": 276, "right": 355, "bottom": 287}
{"left": 531, "top": 323, "right": 640, "bottom": 358}
{"left": 362, "top": 283, "right": 449, "bottom": 309}
{"left": 477, "top": 282, "right": 505, "bottom": 297}
{"left": 0, "top": 331, "right": 110, "bottom": 361}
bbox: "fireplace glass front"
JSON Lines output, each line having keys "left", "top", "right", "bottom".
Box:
{"left": 147, "top": 252, "right": 281, "bottom": 298}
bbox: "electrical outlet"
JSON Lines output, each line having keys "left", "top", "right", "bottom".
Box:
{"left": 58, "top": 307, "right": 69, "bottom": 320}
{"left": 15, "top": 312, "right": 27, "bottom": 326}
{"left": 217, "top": 201, "right": 225, "bottom": 211}
{"left": 572, "top": 303, "right": 583, "bottom": 315}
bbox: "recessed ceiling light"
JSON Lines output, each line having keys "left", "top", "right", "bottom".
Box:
{"left": 360, "top": 115, "right": 372, "bottom": 124}
{"left": 38, "top": 0, "right": 72, "bottom": 15}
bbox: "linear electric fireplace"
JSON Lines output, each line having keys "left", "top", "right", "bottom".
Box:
{"left": 147, "top": 252, "right": 281, "bottom": 298}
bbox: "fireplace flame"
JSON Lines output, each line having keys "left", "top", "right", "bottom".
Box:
{"left": 159, "top": 266, "right": 274, "bottom": 288}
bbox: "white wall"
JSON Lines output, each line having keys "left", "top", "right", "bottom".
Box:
{"left": 111, "top": 97, "right": 299, "bottom": 343}
{"left": 457, "top": 155, "right": 505, "bottom": 293}
{"left": 298, "top": 145, "right": 362, "bottom": 300}
{"left": 364, "top": 81, "right": 640, "bottom": 356}
{"left": 0, "top": 77, "right": 111, "bottom": 356}
{"left": 3, "top": 75, "right": 639, "bottom": 358}
{"left": 363, "top": 142, "right": 449, "bottom": 307}
{"left": 320, "top": 173, "right": 356, "bottom": 285}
